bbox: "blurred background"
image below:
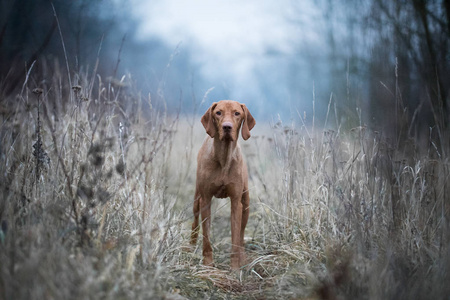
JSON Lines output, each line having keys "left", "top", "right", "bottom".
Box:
{"left": 0, "top": 0, "right": 448, "bottom": 137}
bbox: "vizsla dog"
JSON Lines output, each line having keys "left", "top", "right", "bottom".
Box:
{"left": 191, "top": 100, "right": 255, "bottom": 270}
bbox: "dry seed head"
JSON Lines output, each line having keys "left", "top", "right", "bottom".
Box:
{"left": 32, "top": 88, "right": 43, "bottom": 95}
{"left": 115, "top": 160, "right": 126, "bottom": 176}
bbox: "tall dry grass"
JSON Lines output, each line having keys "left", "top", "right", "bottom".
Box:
{"left": 0, "top": 62, "right": 449, "bottom": 300}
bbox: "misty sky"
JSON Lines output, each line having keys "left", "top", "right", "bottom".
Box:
{"left": 130, "top": 0, "right": 328, "bottom": 119}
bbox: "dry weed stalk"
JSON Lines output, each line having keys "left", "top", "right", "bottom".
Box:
{"left": 32, "top": 88, "right": 49, "bottom": 183}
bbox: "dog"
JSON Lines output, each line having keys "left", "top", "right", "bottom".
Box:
{"left": 190, "top": 100, "right": 255, "bottom": 270}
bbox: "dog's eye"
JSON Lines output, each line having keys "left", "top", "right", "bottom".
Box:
{"left": 216, "top": 111, "right": 222, "bottom": 116}
{"left": 234, "top": 112, "right": 240, "bottom": 116}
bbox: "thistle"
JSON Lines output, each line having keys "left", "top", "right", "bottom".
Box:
{"left": 32, "top": 88, "right": 49, "bottom": 181}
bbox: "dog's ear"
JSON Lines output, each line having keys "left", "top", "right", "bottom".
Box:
{"left": 201, "top": 103, "right": 218, "bottom": 138}
{"left": 240, "top": 104, "right": 255, "bottom": 140}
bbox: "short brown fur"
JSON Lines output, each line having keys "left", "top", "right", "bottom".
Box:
{"left": 190, "top": 100, "right": 255, "bottom": 270}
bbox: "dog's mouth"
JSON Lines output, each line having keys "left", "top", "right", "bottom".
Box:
{"left": 220, "top": 131, "right": 235, "bottom": 141}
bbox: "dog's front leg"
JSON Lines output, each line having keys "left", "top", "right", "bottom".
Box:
{"left": 230, "top": 194, "right": 243, "bottom": 270}
{"left": 239, "top": 188, "right": 249, "bottom": 265}
{"left": 200, "top": 195, "right": 213, "bottom": 266}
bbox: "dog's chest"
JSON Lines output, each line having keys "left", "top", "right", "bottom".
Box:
{"left": 209, "top": 167, "right": 240, "bottom": 198}
{"left": 213, "top": 185, "right": 229, "bottom": 198}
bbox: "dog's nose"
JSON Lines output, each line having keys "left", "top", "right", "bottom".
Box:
{"left": 222, "top": 122, "right": 233, "bottom": 132}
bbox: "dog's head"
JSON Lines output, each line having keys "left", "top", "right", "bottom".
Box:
{"left": 201, "top": 100, "right": 255, "bottom": 141}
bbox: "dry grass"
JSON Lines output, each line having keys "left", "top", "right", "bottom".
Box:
{"left": 0, "top": 64, "right": 449, "bottom": 300}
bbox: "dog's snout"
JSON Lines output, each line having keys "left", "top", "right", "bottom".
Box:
{"left": 222, "top": 122, "right": 233, "bottom": 132}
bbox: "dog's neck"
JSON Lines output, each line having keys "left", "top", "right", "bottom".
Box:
{"left": 213, "top": 137, "right": 238, "bottom": 176}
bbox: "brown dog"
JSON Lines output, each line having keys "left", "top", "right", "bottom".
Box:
{"left": 191, "top": 100, "right": 256, "bottom": 270}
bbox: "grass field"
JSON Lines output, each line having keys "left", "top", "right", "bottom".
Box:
{"left": 1, "top": 67, "right": 449, "bottom": 299}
